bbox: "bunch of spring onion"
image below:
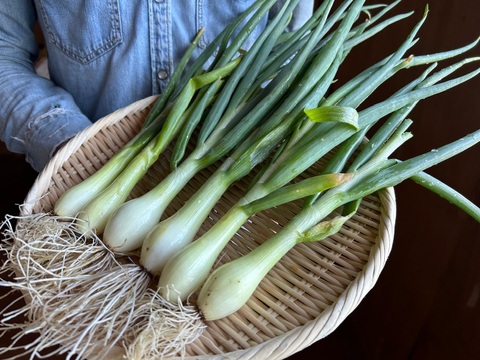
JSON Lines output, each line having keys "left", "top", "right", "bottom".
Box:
{"left": 139, "top": 0, "right": 423, "bottom": 276}
{"left": 150, "top": 6, "right": 480, "bottom": 295}
{"left": 125, "top": 8, "right": 480, "bottom": 358}
{"left": 101, "top": 0, "right": 398, "bottom": 252}
{"left": 55, "top": 0, "right": 406, "bottom": 249}
{"left": 53, "top": 0, "right": 277, "bottom": 228}
{"left": 127, "top": 55, "right": 480, "bottom": 359}
{"left": 4, "top": 1, "right": 379, "bottom": 358}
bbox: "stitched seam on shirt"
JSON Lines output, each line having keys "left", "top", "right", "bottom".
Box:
{"left": 197, "top": 0, "right": 206, "bottom": 49}
{"left": 154, "top": 0, "right": 170, "bottom": 93}
{"left": 166, "top": 0, "right": 173, "bottom": 85}
{"left": 148, "top": 1, "right": 156, "bottom": 94}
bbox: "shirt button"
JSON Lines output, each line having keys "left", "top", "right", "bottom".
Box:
{"left": 157, "top": 70, "right": 168, "bottom": 80}
{"left": 155, "top": 0, "right": 164, "bottom": 3}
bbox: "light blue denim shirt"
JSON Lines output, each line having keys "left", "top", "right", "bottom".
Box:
{"left": 0, "top": 0, "right": 312, "bottom": 172}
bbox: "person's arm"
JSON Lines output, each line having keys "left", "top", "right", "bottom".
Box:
{"left": 0, "top": 1, "right": 92, "bottom": 172}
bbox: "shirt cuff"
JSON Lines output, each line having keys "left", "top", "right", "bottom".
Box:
{"left": 24, "top": 107, "right": 92, "bottom": 172}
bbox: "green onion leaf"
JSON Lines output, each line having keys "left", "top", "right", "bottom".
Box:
{"left": 304, "top": 105, "right": 359, "bottom": 130}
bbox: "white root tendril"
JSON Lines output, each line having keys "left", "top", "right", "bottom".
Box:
{"left": 0, "top": 213, "right": 152, "bottom": 360}
{"left": 126, "top": 287, "right": 206, "bottom": 360}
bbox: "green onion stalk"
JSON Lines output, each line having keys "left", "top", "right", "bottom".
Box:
{"left": 73, "top": 58, "right": 242, "bottom": 236}
{"left": 197, "top": 126, "right": 480, "bottom": 321}
{"left": 156, "top": 53, "right": 480, "bottom": 303}
{"left": 102, "top": 0, "right": 370, "bottom": 252}
{"left": 53, "top": 26, "right": 209, "bottom": 219}
{"left": 53, "top": 108, "right": 168, "bottom": 219}
{"left": 53, "top": 0, "right": 280, "bottom": 232}
{"left": 149, "top": 5, "right": 477, "bottom": 288}
{"left": 188, "top": 52, "right": 480, "bottom": 320}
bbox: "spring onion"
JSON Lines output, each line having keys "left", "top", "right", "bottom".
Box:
{"left": 57, "top": 0, "right": 282, "bottom": 236}
{"left": 53, "top": 26, "right": 208, "bottom": 218}
{"left": 197, "top": 126, "right": 480, "bottom": 320}
{"left": 102, "top": 0, "right": 363, "bottom": 252}
{"left": 156, "top": 54, "right": 480, "bottom": 303}
{"left": 73, "top": 58, "right": 241, "bottom": 236}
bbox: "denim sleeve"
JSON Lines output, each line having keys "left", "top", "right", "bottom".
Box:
{"left": 0, "top": 1, "right": 92, "bottom": 172}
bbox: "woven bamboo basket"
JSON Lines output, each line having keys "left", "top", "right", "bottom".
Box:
{"left": 21, "top": 96, "right": 396, "bottom": 359}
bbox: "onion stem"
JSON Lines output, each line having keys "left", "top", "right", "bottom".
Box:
{"left": 196, "top": 125, "right": 480, "bottom": 321}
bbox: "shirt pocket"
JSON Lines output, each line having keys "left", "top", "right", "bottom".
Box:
{"left": 35, "top": 0, "right": 122, "bottom": 64}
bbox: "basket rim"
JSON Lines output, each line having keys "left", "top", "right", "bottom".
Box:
{"left": 20, "top": 96, "right": 396, "bottom": 359}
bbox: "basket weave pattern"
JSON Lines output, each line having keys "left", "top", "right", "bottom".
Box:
{"left": 22, "top": 97, "right": 396, "bottom": 359}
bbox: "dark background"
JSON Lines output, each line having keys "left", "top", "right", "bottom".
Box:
{"left": 1, "top": 1, "right": 480, "bottom": 359}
